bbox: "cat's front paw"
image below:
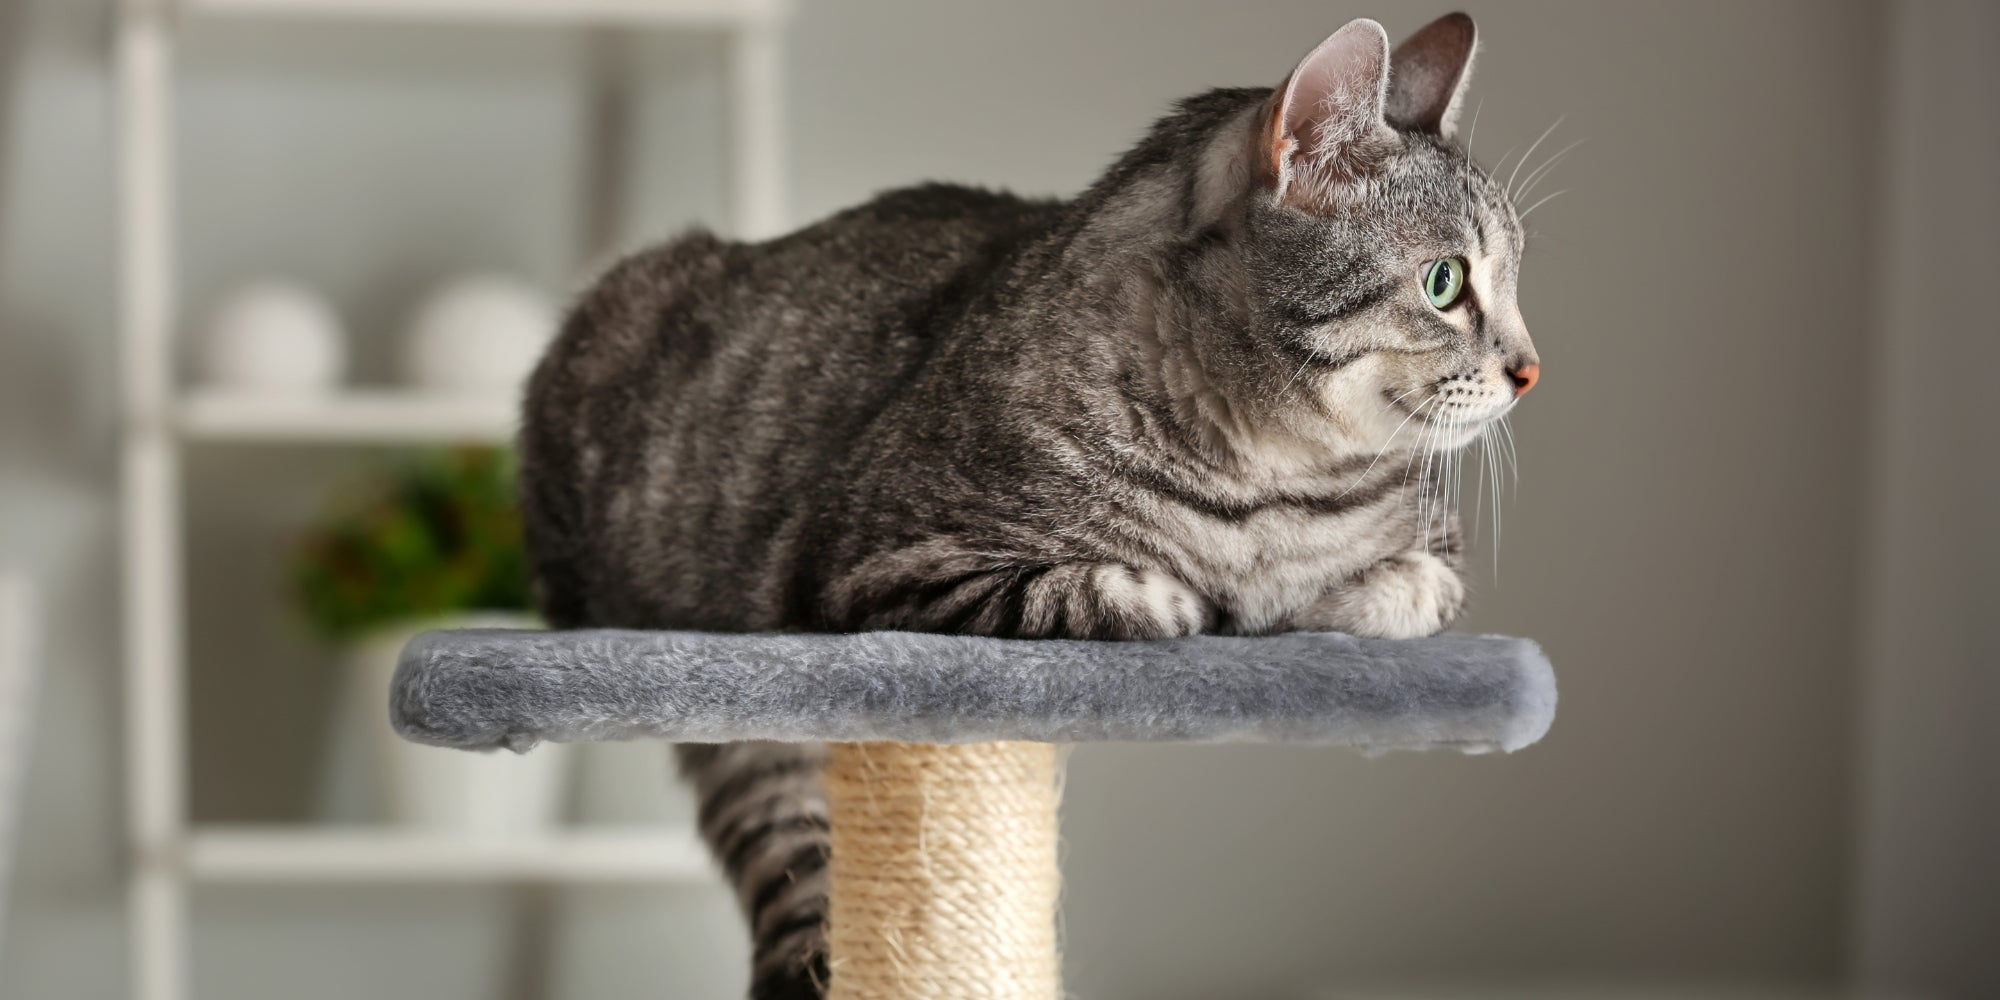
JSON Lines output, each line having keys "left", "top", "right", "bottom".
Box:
{"left": 1113, "top": 564, "right": 1214, "bottom": 638}
{"left": 1304, "top": 551, "right": 1466, "bottom": 639}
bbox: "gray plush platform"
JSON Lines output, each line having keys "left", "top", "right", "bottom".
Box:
{"left": 391, "top": 629, "right": 1556, "bottom": 755}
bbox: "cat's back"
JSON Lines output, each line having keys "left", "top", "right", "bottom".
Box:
{"left": 531, "top": 183, "right": 1056, "bottom": 417}
{"left": 520, "top": 183, "right": 1059, "bottom": 629}
{"left": 751, "top": 182, "right": 1059, "bottom": 313}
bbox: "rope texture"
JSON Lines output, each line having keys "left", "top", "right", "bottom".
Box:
{"left": 825, "top": 741, "right": 1062, "bottom": 1000}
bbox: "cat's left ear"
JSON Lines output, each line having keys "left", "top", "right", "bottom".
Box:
{"left": 1263, "top": 18, "right": 1397, "bottom": 198}
{"left": 1385, "top": 12, "right": 1479, "bottom": 139}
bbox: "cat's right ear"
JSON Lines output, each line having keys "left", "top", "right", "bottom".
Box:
{"left": 1385, "top": 12, "right": 1478, "bottom": 138}
{"left": 1261, "top": 18, "right": 1398, "bottom": 201}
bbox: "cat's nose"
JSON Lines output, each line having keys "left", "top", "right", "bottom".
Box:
{"left": 1507, "top": 362, "right": 1540, "bottom": 398}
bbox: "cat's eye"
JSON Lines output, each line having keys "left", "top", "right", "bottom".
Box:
{"left": 1421, "top": 257, "right": 1468, "bottom": 310}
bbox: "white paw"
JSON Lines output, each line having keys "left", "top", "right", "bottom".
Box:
{"left": 1317, "top": 552, "right": 1465, "bottom": 639}
{"left": 1091, "top": 564, "right": 1212, "bottom": 638}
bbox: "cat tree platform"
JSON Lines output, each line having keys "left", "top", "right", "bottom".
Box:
{"left": 391, "top": 628, "right": 1556, "bottom": 999}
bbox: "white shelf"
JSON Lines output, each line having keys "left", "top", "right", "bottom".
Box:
{"left": 181, "top": 0, "right": 783, "bottom": 29}
{"left": 185, "top": 826, "right": 716, "bottom": 884}
{"left": 178, "top": 389, "right": 517, "bottom": 444}
{"left": 121, "top": 0, "right": 785, "bottom": 989}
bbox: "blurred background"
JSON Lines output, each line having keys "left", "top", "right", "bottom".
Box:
{"left": 1, "top": 1, "right": 1995, "bottom": 998}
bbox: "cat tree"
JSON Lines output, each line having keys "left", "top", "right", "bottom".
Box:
{"left": 393, "top": 627, "right": 1556, "bottom": 999}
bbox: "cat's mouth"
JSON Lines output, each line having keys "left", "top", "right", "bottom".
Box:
{"left": 1372, "top": 386, "right": 1516, "bottom": 456}
{"left": 1438, "top": 397, "right": 1518, "bottom": 426}
{"left": 1383, "top": 383, "right": 1516, "bottom": 425}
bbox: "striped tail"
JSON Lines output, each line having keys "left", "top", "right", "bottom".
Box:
{"left": 677, "top": 742, "right": 831, "bottom": 1000}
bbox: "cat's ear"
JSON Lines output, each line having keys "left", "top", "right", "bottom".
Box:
{"left": 1263, "top": 18, "right": 1396, "bottom": 196}
{"left": 1385, "top": 12, "right": 1478, "bottom": 138}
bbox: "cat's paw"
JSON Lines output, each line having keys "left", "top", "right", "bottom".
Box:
{"left": 1086, "top": 564, "right": 1212, "bottom": 639}
{"left": 1305, "top": 551, "right": 1466, "bottom": 639}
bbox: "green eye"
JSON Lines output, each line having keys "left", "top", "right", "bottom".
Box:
{"left": 1422, "top": 257, "right": 1468, "bottom": 309}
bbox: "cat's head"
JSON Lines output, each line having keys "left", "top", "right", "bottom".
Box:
{"left": 1181, "top": 14, "right": 1537, "bottom": 464}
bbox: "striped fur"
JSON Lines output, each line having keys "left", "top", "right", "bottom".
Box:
{"left": 675, "top": 742, "right": 830, "bottom": 997}
{"left": 518, "top": 15, "right": 1535, "bottom": 997}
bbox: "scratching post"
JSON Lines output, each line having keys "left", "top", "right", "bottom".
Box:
{"left": 825, "top": 741, "right": 1061, "bottom": 1000}
{"left": 391, "top": 627, "right": 1556, "bottom": 995}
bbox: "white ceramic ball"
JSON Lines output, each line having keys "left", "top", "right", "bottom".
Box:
{"left": 198, "top": 281, "right": 348, "bottom": 393}
{"left": 400, "top": 276, "right": 558, "bottom": 393}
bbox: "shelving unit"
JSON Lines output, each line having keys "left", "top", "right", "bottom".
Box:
{"left": 186, "top": 827, "right": 712, "bottom": 884}
{"left": 114, "top": 2, "right": 788, "bottom": 997}
{"left": 0, "top": 575, "right": 39, "bottom": 947}
{"left": 180, "top": 0, "right": 783, "bottom": 27}
{"left": 178, "top": 390, "right": 517, "bottom": 444}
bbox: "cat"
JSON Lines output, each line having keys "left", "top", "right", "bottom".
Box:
{"left": 518, "top": 12, "right": 1537, "bottom": 999}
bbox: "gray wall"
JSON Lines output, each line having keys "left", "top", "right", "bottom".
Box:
{"left": 806, "top": 2, "right": 1885, "bottom": 994}
{"left": 3, "top": 1, "right": 1964, "bottom": 998}
{"left": 1042, "top": 3, "right": 1879, "bottom": 995}
{"left": 1850, "top": 3, "right": 2000, "bottom": 998}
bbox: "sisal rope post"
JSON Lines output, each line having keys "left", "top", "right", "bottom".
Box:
{"left": 824, "top": 741, "right": 1062, "bottom": 1000}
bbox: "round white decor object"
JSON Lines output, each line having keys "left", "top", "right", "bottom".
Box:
{"left": 197, "top": 280, "right": 348, "bottom": 393}
{"left": 400, "top": 275, "right": 558, "bottom": 393}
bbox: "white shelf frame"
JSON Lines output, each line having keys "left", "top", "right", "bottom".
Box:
{"left": 0, "top": 576, "right": 42, "bottom": 946}
{"left": 116, "top": 2, "right": 786, "bottom": 998}
{"left": 183, "top": 0, "right": 783, "bottom": 29}
{"left": 185, "top": 827, "right": 713, "bottom": 884}
{"left": 179, "top": 389, "right": 518, "bottom": 444}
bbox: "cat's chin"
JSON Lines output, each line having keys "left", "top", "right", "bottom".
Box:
{"left": 1354, "top": 414, "right": 1495, "bottom": 458}
{"left": 1436, "top": 419, "right": 1497, "bottom": 450}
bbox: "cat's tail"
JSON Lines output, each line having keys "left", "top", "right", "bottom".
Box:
{"left": 677, "top": 741, "right": 831, "bottom": 1000}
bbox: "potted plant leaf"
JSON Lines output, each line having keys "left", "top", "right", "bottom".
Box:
{"left": 294, "top": 447, "right": 569, "bottom": 836}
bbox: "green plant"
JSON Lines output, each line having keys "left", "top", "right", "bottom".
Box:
{"left": 292, "top": 447, "right": 532, "bottom": 643}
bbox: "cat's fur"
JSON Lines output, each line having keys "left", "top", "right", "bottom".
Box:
{"left": 519, "top": 14, "right": 1536, "bottom": 998}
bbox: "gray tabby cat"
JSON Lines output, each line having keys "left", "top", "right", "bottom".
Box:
{"left": 519, "top": 12, "right": 1537, "bottom": 999}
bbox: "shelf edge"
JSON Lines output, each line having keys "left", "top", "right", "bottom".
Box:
{"left": 184, "top": 827, "right": 718, "bottom": 885}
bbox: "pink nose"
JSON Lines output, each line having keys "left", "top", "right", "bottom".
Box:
{"left": 1508, "top": 362, "right": 1540, "bottom": 398}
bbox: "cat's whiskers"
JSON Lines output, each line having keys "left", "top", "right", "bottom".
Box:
{"left": 1488, "top": 424, "right": 1504, "bottom": 580}
{"left": 1440, "top": 440, "right": 1456, "bottom": 555}
{"left": 1489, "top": 423, "right": 1506, "bottom": 576}
{"left": 1507, "top": 116, "right": 1566, "bottom": 203}
{"left": 1398, "top": 398, "right": 1441, "bottom": 502}
{"left": 1518, "top": 188, "right": 1568, "bottom": 220}
{"left": 1432, "top": 417, "right": 1454, "bottom": 552}
{"left": 1515, "top": 139, "right": 1582, "bottom": 203}
{"left": 1497, "top": 412, "right": 1522, "bottom": 571}
{"left": 1386, "top": 383, "right": 1428, "bottom": 408}
{"left": 1275, "top": 344, "right": 1321, "bottom": 400}
{"left": 1416, "top": 404, "right": 1454, "bottom": 555}
{"left": 1408, "top": 400, "right": 1439, "bottom": 494}
{"left": 1451, "top": 415, "right": 1473, "bottom": 535}
{"left": 1414, "top": 414, "right": 1437, "bottom": 552}
{"left": 1334, "top": 388, "right": 1431, "bottom": 500}
{"left": 1470, "top": 424, "right": 1487, "bottom": 543}
{"left": 1421, "top": 407, "right": 1513, "bottom": 565}
{"left": 1443, "top": 427, "right": 1466, "bottom": 556}
{"left": 1480, "top": 425, "right": 1500, "bottom": 577}
{"left": 1490, "top": 142, "right": 1523, "bottom": 192}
